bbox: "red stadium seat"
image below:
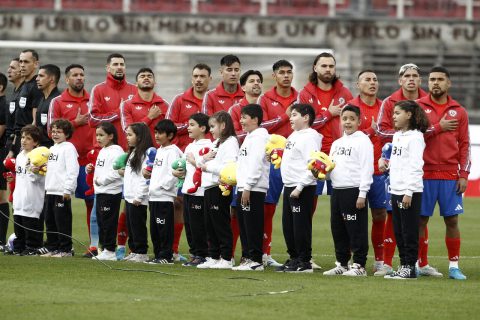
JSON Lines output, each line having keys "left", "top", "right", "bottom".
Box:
{"left": 62, "top": 0, "right": 122, "bottom": 11}
{"left": 198, "top": 0, "right": 260, "bottom": 15}
{"left": 130, "top": 0, "right": 190, "bottom": 13}
{"left": 0, "top": 0, "right": 54, "bottom": 9}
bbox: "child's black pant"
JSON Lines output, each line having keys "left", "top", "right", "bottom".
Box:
{"left": 282, "top": 185, "right": 315, "bottom": 263}
{"left": 149, "top": 201, "right": 174, "bottom": 260}
{"left": 330, "top": 188, "right": 369, "bottom": 267}
{"left": 204, "top": 186, "right": 232, "bottom": 260}
{"left": 125, "top": 201, "right": 148, "bottom": 254}
{"left": 391, "top": 193, "right": 422, "bottom": 266}
{"left": 13, "top": 214, "right": 42, "bottom": 251}
{"left": 44, "top": 194, "right": 72, "bottom": 252}
{"left": 184, "top": 194, "right": 208, "bottom": 258}
{"left": 0, "top": 202, "right": 10, "bottom": 246}
{"left": 96, "top": 193, "right": 122, "bottom": 252}
{"left": 237, "top": 190, "right": 265, "bottom": 264}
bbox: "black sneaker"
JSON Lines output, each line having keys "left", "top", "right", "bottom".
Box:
{"left": 21, "top": 248, "right": 38, "bottom": 256}
{"left": 82, "top": 248, "right": 98, "bottom": 258}
{"left": 276, "top": 259, "right": 299, "bottom": 272}
{"left": 36, "top": 247, "right": 49, "bottom": 255}
{"left": 275, "top": 259, "right": 291, "bottom": 272}
{"left": 385, "top": 265, "right": 417, "bottom": 280}
{"left": 285, "top": 259, "right": 302, "bottom": 273}
{"left": 0, "top": 245, "right": 7, "bottom": 253}
{"left": 183, "top": 256, "right": 206, "bottom": 267}
{"left": 295, "top": 261, "right": 314, "bottom": 273}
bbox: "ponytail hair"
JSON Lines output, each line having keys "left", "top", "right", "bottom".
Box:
{"left": 209, "top": 111, "right": 236, "bottom": 148}
{"left": 394, "top": 100, "right": 430, "bottom": 133}
{"left": 97, "top": 121, "right": 118, "bottom": 145}
{"left": 126, "top": 122, "right": 154, "bottom": 173}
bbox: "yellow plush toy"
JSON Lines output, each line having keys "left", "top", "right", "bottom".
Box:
{"left": 307, "top": 151, "right": 335, "bottom": 180}
{"left": 265, "top": 134, "right": 287, "bottom": 169}
{"left": 218, "top": 161, "right": 237, "bottom": 196}
{"left": 27, "top": 146, "right": 51, "bottom": 175}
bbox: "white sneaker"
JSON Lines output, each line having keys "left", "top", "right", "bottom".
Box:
{"left": 123, "top": 252, "right": 136, "bottom": 261}
{"left": 343, "top": 263, "right": 367, "bottom": 277}
{"left": 310, "top": 259, "right": 322, "bottom": 270}
{"left": 374, "top": 264, "right": 393, "bottom": 277}
{"left": 417, "top": 264, "right": 443, "bottom": 277}
{"left": 323, "top": 262, "right": 349, "bottom": 276}
{"left": 51, "top": 251, "right": 73, "bottom": 258}
{"left": 231, "top": 258, "right": 236, "bottom": 267}
{"left": 197, "top": 257, "right": 219, "bottom": 269}
{"left": 373, "top": 261, "right": 384, "bottom": 273}
{"left": 246, "top": 261, "right": 264, "bottom": 271}
{"left": 232, "top": 258, "right": 252, "bottom": 271}
{"left": 262, "top": 254, "right": 282, "bottom": 267}
{"left": 210, "top": 258, "right": 233, "bottom": 269}
{"left": 95, "top": 249, "right": 117, "bottom": 261}
{"left": 130, "top": 253, "right": 149, "bottom": 263}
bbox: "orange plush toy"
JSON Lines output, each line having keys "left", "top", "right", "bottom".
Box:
{"left": 2, "top": 158, "right": 16, "bottom": 203}
{"left": 187, "top": 147, "right": 210, "bottom": 194}
{"left": 85, "top": 149, "right": 100, "bottom": 197}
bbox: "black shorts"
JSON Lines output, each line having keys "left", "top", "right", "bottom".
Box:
{"left": 0, "top": 147, "right": 7, "bottom": 190}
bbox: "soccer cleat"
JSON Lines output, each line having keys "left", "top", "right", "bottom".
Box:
{"left": 342, "top": 263, "right": 367, "bottom": 277}
{"left": 385, "top": 265, "right": 417, "bottom": 280}
{"left": 130, "top": 253, "right": 149, "bottom": 263}
{"left": 52, "top": 251, "right": 73, "bottom": 258}
{"left": 310, "top": 259, "right": 322, "bottom": 270}
{"left": 323, "top": 262, "right": 349, "bottom": 276}
{"left": 210, "top": 258, "right": 233, "bottom": 269}
{"left": 417, "top": 264, "right": 443, "bottom": 277}
{"left": 373, "top": 261, "right": 384, "bottom": 273}
{"left": 448, "top": 267, "right": 467, "bottom": 280}
{"left": 262, "top": 254, "right": 283, "bottom": 267}
{"left": 82, "top": 247, "right": 98, "bottom": 258}
{"left": 115, "top": 246, "right": 126, "bottom": 261}
{"left": 374, "top": 264, "right": 394, "bottom": 277}
{"left": 146, "top": 258, "right": 174, "bottom": 265}
{"left": 197, "top": 257, "right": 219, "bottom": 269}
{"left": 94, "top": 249, "right": 117, "bottom": 261}
{"left": 173, "top": 253, "right": 188, "bottom": 262}
{"left": 123, "top": 252, "right": 136, "bottom": 261}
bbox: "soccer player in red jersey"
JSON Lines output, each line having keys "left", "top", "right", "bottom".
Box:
{"left": 120, "top": 67, "right": 169, "bottom": 147}
{"left": 202, "top": 55, "right": 244, "bottom": 115}
{"left": 416, "top": 66, "right": 470, "bottom": 280}
{"left": 167, "top": 63, "right": 212, "bottom": 152}
{"left": 348, "top": 70, "right": 386, "bottom": 272}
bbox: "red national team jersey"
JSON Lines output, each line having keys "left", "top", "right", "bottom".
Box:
{"left": 258, "top": 86, "right": 298, "bottom": 138}
{"left": 201, "top": 82, "right": 244, "bottom": 115}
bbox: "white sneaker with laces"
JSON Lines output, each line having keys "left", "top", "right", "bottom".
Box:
{"left": 123, "top": 253, "right": 136, "bottom": 261}
{"left": 210, "top": 258, "right": 233, "bottom": 269}
{"left": 197, "top": 257, "right": 219, "bottom": 269}
{"left": 373, "top": 261, "right": 384, "bottom": 273}
{"left": 310, "top": 259, "right": 322, "bottom": 270}
{"left": 52, "top": 251, "right": 73, "bottom": 258}
{"left": 96, "top": 249, "right": 117, "bottom": 261}
{"left": 343, "top": 263, "right": 367, "bottom": 277}
{"left": 417, "top": 264, "right": 443, "bottom": 277}
{"left": 263, "top": 254, "right": 282, "bottom": 267}
{"left": 131, "top": 253, "right": 149, "bottom": 263}
{"left": 374, "top": 264, "right": 393, "bottom": 276}
{"left": 248, "top": 261, "right": 265, "bottom": 271}
{"left": 232, "top": 258, "right": 252, "bottom": 271}
{"left": 323, "top": 262, "right": 349, "bottom": 276}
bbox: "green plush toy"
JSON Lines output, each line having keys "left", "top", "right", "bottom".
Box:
{"left": 171, "top": 158, "right": 186, "bottom": 188}
{"left": 113, "top": 153, "right": 128, "bottom": 170}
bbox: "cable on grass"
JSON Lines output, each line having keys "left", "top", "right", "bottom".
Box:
{"left": 230, "top": 285, "right": 304, "bottom": 297}
{"left": 0, "top": 209, "right": 182, "bottom": 277}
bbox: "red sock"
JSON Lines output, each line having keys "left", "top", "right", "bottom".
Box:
{"left": 85, "top": 200, "right": 93, "bottom": 242}
{"left": 231, "top": 214, "right": 240, "bottom": 257}
{"left": 312, "top": 196, "right": 318, "bottom": 218}
{"left": 371, "top": 219, "right": 385, "bottom": 261}
{"left": 383, "top": 213, "right": 396, "bottom": 266}
{"left": 172, "top": 223, "right": 183, "bottom": 254}
{"left": 117, "top": 210, "right": 128, "bottom": 246}
{"left": 263, "top": 203, "right": 276, "bottom": 255}
{"left": 445, "top": 237, "right": 460, "bottom": 262}
{"left": 418, "top": 225, "right": 429, "bottom": 267}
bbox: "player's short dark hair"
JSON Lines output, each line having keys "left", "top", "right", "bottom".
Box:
{"left": 220, "top": 55, "right": 241, "bottom": 67}
{"left": 65, "top": 64, "right": 84, "bottom": 76}
{"left": 430, "top": 65, "right": 450, "bottom": 78}
{"left": 189, "top": 113, "right": 210, "bottom": 133}
{"left": 342, "top": 104, "right": 361, "bottom": 118}
{"left": 241, "top": 104, "right": 263, "bottom": 125}
{"left": 240, "top": 70, "right": 263, "bottom": 86}
{"left": 39, "top": 64, "right": 61, "bottom": 85}
{"left": 21, "top": 49, "right": 39, "bottom": 61}
{"left": 51, "top": 119, "right": 74, "bottom": 139}
{"left": 136, "top": 67, "right": 154, "bottom": 80}
{"left": 357, "top": 69, "right": 376, "bottom": 79}
{"left": 154, "top": 119, "right": 177, "bottom": 140}
{"left": 291, "top": 104, "right": 315, "bottom": 126}
{"left": 309, "top": 52, "right": 337, "bottom": 85}
{"left": 273, "top": 60, "right": 293, "bottom": 72}
{"left": 107, "top": 53, "right": 125, "bottom": 64}
{"left": 193, "top": 63, "right": 211, "bottom": 76}
{"left": 11, "top": 57, "right": 20, "bottom": 62}
{"left": 0, "top": 73, "right": 7, "bottom": 92}
{"left": 20, "top": 124, "right": 41, "bottom": 143}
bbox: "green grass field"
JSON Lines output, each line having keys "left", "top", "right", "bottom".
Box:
{"left": 1, "top": 196, "right": 479, "bottom": 320}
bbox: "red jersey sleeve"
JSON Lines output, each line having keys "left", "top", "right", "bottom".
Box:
{"left": 458, "top": 110, "right": 471, "bottom": 179}
{"left": 166, "top": 95, "right": 188, "bottom": 136}
{"left": 88, "top": 85, "right": 119, "bottom": 127}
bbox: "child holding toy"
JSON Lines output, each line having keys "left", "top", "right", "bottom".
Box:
{"left": 122, "top": 123, "right": 153, "bottom": 263}
{"left": 276, "top": 104, "right": 322, "bottom": 273}
{"left": 11, "top": 125, "right": 45, "bottom": 255}
{"left": 383, "top": 100, "right": 428, "bottom": 280}
{"left": 197, "top": 111, "right": 239, "bottom": 270}
{"left": 233, "top": 104, "right": 270, "bottom": 271}
{"left": 323, "top": 105, "right": 373, "bottom": 276}
{"left": 181, "top": 113, "right": 212, "bottom": 267}
{"left": 143, "top": 119, "right": 183, "bottom": 264}
{"left": 42, "top": 119, "right": 79, "bottom": 257}
{"left": 89, "top": 122, "right": 124, "bottom": 261}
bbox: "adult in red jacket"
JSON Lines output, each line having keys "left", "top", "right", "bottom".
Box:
{"left": 417, "top": 66, "right": 471, "bottom": 280}
{"left": 88, "top": 53, "right": 137, "bottom": 150}
{"left": 202, "top": 55, "right": 244, "bottom": 115}
{"left": 120, "top": 68, "right": 168, "bottom": 148}
{"left": 48, "top": 64, "right": 95, "bottom": 254}
{"left": 167, "top": 63, "right": 212, "bottom": 152}
{"left": 257, "top": 60, "right": 298, "bottom": 268}
{"left": 348, "top": 70, "right": 386, "bottom": 272}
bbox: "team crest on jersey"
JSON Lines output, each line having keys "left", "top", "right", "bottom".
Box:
{"left": 339, "top": 98, "right": 345, "bottom": 105}
{"left": 186, "top": 104, "right": 192, "bottom": 109}
{"left": 425, "top": 109, "right": 432, "bottom": 113}
{"left": 19, "top": 97, "right": 26, "bottom": 108}
{"left": 66, "top": 104, "right": 73, "bottom": 109}
{"left": 104, "top": 96, "right": 111, "bottom": 101}
{"left": 128, "top": 95, "right": 134, "bottom": 100}
{"left": 448, "top": 110, "right": 457, "bottom": 117}
{"left": 218, "top": 100, "right": 225, "bottom": 104}
{"left": 135, "top": 106, "right": 142, "bottom": 110}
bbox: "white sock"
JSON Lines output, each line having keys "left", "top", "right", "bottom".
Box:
{"left": 449, "top": 261, "right": 459, "bottom": 269}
